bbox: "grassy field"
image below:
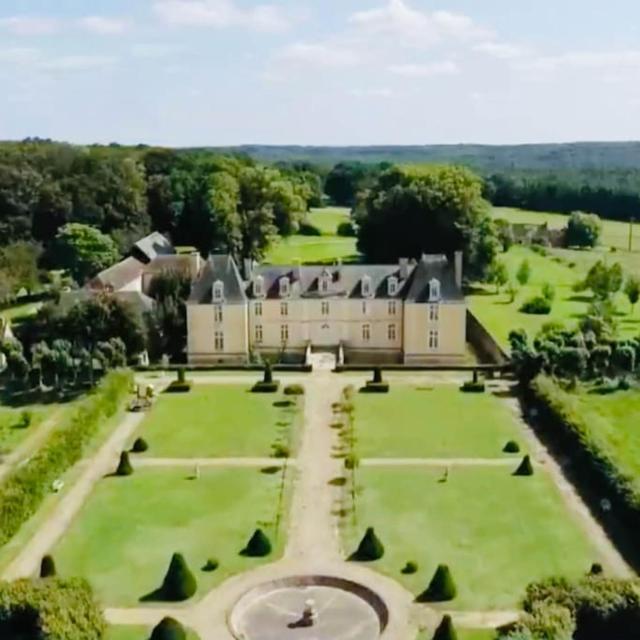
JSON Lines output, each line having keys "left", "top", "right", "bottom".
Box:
{"left": 0, "top": 407, "right": 43, "bottom": 454}
{"left": 132, "top": 385, "right": 302, "bottom": 458}
{"left": 0, "top": 299, "right": 43, "bottom": 323}
{"left": 107, "top": 627, "right": 199, "bottom": 640}
{"left": 54, "top": 467, "right": 287, "bottom": 606}
{"left": 346, "top": 466, "right": 602, "bottom": 610}
{"left": 354, "top": 386, "right": 523, "bottom": 458}
{"left": 467, "top": 245, "right": 638, "bottom": 349}
{"left": 265, "top": 207, "right": 359, "bottom": 265}
{"left": 417, "top": 630, "right": 495, "bottom": 640}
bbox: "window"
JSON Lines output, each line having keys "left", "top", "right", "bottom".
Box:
{"left": 280, "top": 324, "right": 289, "bottom": 343}
{"left": 212, "top": 280, "right": 224, "bottom": 302}
{"left": 279, "top": 276, "right": 290, "bottom": 298}
{"left": 429, "top": 278, "right": 441, "bottom": 302}
{"left": 254, "top": 275, "right": 264, "bottom": 298}
{"left": 254, "top": 302, "right": 262, "bottom": 317}
{"left": 388, "top": 277, "right": 398, "bottom": 296}
{"left": 321, "top": 301, "right": 330, "bottom": 316}
{"left": 320, "top": 271, "right": 331, "bottom": 294}
{"left": 255, "top": 324, "right": 263, "bottom": 343}
{"left": 214, "top": 331, "right": 224, "bottom": 352}
{"left": 388, "top": 301, "right": 397, "bottom": 316}
{"left": 362, "top": 324, "right": 371, "bottom": 342}
{"left": 388, "top": 324, "right": 397, "bottom": 341}
{"left": 214, "top": 305, "right": 223, "bottom": 323}
{"left": 428, "top": 329, "right": 439, "bottom": 350}
{"left": 429, "top": 304, "right": 439, "bottom": 322}
{"left": 361, "top": 275, "right": 372, "bottom": 298}
{"left": 280, "top": 302, "right": 288, "bottom": 316}
{"left": 362, "top": 301, "right": 368, "bottom": 316}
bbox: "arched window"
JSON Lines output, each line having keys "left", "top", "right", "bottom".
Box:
{"left": 212, "top": 280, "right": 224, "bottom": 302}
{"left": 279, "top": 276, "right": 291, "bottom": 298}
{"left": 429, "top": 278, "right": 441, "bottom": 302}
{"left": 361, "top": 274, "right": 373, "bottom": 298}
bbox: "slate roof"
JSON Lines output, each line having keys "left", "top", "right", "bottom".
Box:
{"left": 188, "top": 254, "right": 246, "bottom": 304}
{"left": 89, "top": 257, "right": 145, "bottom": 291}
{"left": 132, "top": 232, "right": 174, "bottom": 263}
{"left": 189, "top": 253, "right": 463, "bottom": 304}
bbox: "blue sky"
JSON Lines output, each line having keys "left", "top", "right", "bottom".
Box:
{"left": 1, "top": 0, "right": 640, "bottom": 146}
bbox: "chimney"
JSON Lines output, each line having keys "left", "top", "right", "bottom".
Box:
{"left": 243, "top": 258, "right": 253, "bottom": 281}
{"left": 399, "top": 258, "right": 409, "bottom": 279}
{"left": 454, "top": 251, "right": 463, "bottom": 288}
{"left": 190, "top": 250, "right": 202, "bottom": 279}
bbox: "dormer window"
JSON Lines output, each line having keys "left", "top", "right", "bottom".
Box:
{"left": 212, "top": 280, "right": 224, "bottom": 302}
{"left": 279, "top": 276, "right": 291, "bottom": 298}
{"left": 254, "top": 275, "right": 265, "bottom": 298}
{"left": 319, "top": 270, "right": 331, "bottom": 294}
{"left": 361, "top": 275, "right": 373, "bottom": 298}
{"left": 388, "top": 276, "right": 398, "bottom": 297}
{"left": 429, "top": 278, "right": 441, "bottom": 302}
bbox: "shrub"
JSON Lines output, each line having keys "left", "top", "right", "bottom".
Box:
{"left": 160, "top": 553, "right": 197, "bottom": 601}
{"left": 150, "top": 617, "right": 187, "bottom": 640}
{"left": 542, "top": 282, "right": 556, "bottom": 302}
{"left": 360, "top": 382, "right": 389, "bottom": 393}
{"left": 116, "top": 451, "right": 134, "bottom": 476}
{"left": 165, "top": 380, "right": 192, "bottom": 393}
{"left": 433, "top": 615, "right": 458, "bottom": 640}
{"left": 177, "top": 368, "right": 186, "bottom": 384}
{"left": 521, "top": 296, "right": 552, "bottom": 315}
{"left": 514, "top": 455, "right": 534, "bottom": 477}
{"left": 264, "top": 362, "right": 274, "bottom": 384}
{"left": 242, "top": 529, "right": 272, "bottom": 557}
{"left": 352, "top": 527, "right": 384, "bottom": 561}
{"left": 402, "top": 561, "right": 418, "bottom": 575}
{"left": 0, "top": 370, "right": 132, "bottom": 546}
{"left": 284, "top": 384, "right": 305, "bottom": 396}
{"left": 0, "top": 577, "right": 106, "bottom": 639}
{"left": 16, "top": 410, "right": 32, "bottom": 429}
{"left": 298, "top": 221, "right": 322, "bottom": 236}
{"left": 202, "top": 558, "right": 219, "bottom": 572}
{"left": 460, "top": 379, "right": 485, "bottom": 393}
{"left": 271, "top": 443, "right": 290, "bottom": 458}
{"left": 40, "top": 555, "right": 56, "bottom": 578}
{"left": 131, "top": 437, "right": 149, "bottom": 453}
{"left": 503, "top": 440, "right": 521, "bottom": 454}
{"left": 251, "top": 381, "right": 280, "bottom": 393}
{"left": 417, "top": 564, "right": 457, "bottom": 602}
{"left": 337, "top": 221, "right": 357, "bottom": 237}
{"left": 589, "top": 563, "right": 604, "bottom": 576}
{"left": 372, "top": 367, "right": 383, "bottom": 384}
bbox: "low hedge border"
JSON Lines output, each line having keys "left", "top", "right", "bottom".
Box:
{"left": 164, "top": 381, "right": 192, "bottom": 394}
{"left": 460, "top": 381, "right": 486, "bottom": 393}
{"left": 360, "top": 382, "right": 390, "bottom": 393}
{"left": 251, "top": 381, "right": 280, "bottom": 393}
{"left": 526, "top": 375, "right": 640, "bottom": 544}
{"left": 0, "top": 370, "right": 132, "bottom": 547}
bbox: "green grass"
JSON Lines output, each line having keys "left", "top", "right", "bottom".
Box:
{"left": 0, "top": 300, "right": 43, "bottom": 323}
{"left": 0, "top": 408, "right": 42, "bottom": 454}
{"left": 345, "top": 467, "right": 602, "bottom": 610}
{"left": 417, "top": 630, "right": 495, "bottom": 640}
{"left": 354, "top": 386, "right": 524, "bottom": 458}
{"left": 307, "top": 206, "right": 351, "bottom": 235}
{"left": 106, "top": 626, "right": 199, "bottom": 640}
{"left": 468, "top": 245, "right": 637, "bottom": 349}
{"left": 54, "top": 467, "right": 288, "bottom": 606}
{"left": 133, "top": 385, "right": 302, "bottom": 458}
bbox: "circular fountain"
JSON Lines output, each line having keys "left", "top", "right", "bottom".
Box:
{"left": 229, "top": 575, "right": 389, "bottom": 640}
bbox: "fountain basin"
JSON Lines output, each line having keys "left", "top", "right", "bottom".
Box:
{"left": 229, "top": 575, "right": 389, "bottom": 640}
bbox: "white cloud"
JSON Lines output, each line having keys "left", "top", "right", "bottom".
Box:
{"left": 474, "top": 42, "right": 529, "bottom": 60}
{"left": 277, "top": 42, "right": 361, "bottom": 68}
{"left": 40, "top": 55, "right": 117, "bottom": 71}
{"left": 0, "top": 47, "right": 40, "bottom": 64}
{"left": 519, "top": 50, "right": 640, "bottom": 72}
{"left": 78, "top": 16, "right": 131, "bottom": 35}
{"left": 388, "top": 61, "right": 459, "bottom": 77}
{"left": 131, "top": 44, "right": 182, "bottom": 59}
{"left": 154, "top": 0, "right": 292, "bottom": 32}
{"left": 0, "top": 16, "right": 59, "bottom": 35}
{"left": 349, "top": 87, "right": 393, "bottom": 98}
{"left": 349, "top": 0, "right": 490, "bottom": 47}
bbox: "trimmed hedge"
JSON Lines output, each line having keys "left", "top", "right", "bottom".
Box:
{"left": 160, "top": 553, "right": 197, "bottom": 601}
{"left": 514, "top": 455, "right": 534, "bottom": 477}
{"left": 0, "top": 577, "right": 106, "bottom": 639}
{"left": 283, "top": 384, "right": 305, "bottom": 396}
{"left": 40, "top": 555, "right": 56, "bottom": 578}
{"left": 402, "top": 561, "right": 418, "bottom": 575}
{"left": 433, "top": 615, "right": 458, "bottom": 640}
{"left": 202, "top": 558, "right": 219, "bottom": 572}
{"left": 150, "top": 616, "right": 186, "bottom": 640}
{"left": 417, "top": 564, "right": 457, "bottom": 602}
{"left": 520, "top": 296, "right": 552, "bottom": 315}
{"left": 242, "top": 529, "right": 272, "bottom": 557}
{"left": 460, "top": 381, "right": 485, "bottom": 393}
{"left": 164, "top": 381, "right": 192, "bottom": 393}
{"left": 360, "top": 382, "right": 390, "bottom": 394}
{"left": 352, "top": 527, "right": 385, "bottom": 561}
{"left": 251, "top": 381, "right": 280, "bottom": 393}
{"left": 0, "top": 370, "right": 132, "bottom": 547}
{"left": 528, "top": 375, "right": 640, "bottom": 543}
{"left": 131, "top": 437, "right": 149, "bottom": 453}
{"left": 503, "top": 440, "right": 521, "bottom": 454}
{"left": 116, "top": 451, "right": 134, "bottom": 476}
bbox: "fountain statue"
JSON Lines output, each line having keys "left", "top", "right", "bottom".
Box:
{"left": 287, "top": 598, "right": 318, "bottom": 629}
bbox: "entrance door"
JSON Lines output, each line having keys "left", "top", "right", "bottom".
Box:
{"left": 310, "top": 321, "right": 336, "bottom": 347}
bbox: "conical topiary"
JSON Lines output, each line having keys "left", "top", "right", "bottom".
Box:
{"left": 433, "top": 615, "right": 458, "bottom": 640}
{"left": 40, "top": 554, "right": 56, "bottom": 578}
{"left": 503, "top": 440, "right": 520, "bottom": 454}
{"left": 243, "top": 529, "right": 272, "bottom": 557}
{"left": 161, "top": 553, "right": 197, "bottom": 601}
{"left": 353, "top": 527, "right": 385, "bottom": 561}
{"left": 417, "top": 564, "right": 457, "bottom": 602}
{"left": 131, "top": 437, "right": 149, "bottom": 453}
{"left": 264, "top": 362, "right": 273, "bottom": 384}
{"left": 373, "top": 367, "right": 383, "bottom": 384}
{"left": 116, "top": 451, "right": 133, "bottom": 476}
{"left": 149, "top": 616, "right": 186, "bottom": 640}
{"left": 514, "top": 455, "right": 534, "bottom": 476}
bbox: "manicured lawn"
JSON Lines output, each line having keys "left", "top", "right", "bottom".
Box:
{"left": 0, "top": 407, "right": 42, "bottom": 454}
{"left": 468, "top": 245, "right": 635, "bottom": 349}
{"left": 306, "top": 206, "right": 351, "bottom": 235}
{"left": 346, "top": 467, "right": 602, "bottom": 610}
{"left": 107, "top": 627, "right": 199, "bottom": 640}
{"left": 0, "top": 299, "right": 43, "bottom": 323}
{"left": 133, "top": 385, "right": 301, "bottom": 458}
{"left": 354, "top": 386, "right": 523, "bottom": 458}
{"left": 418, "top": 630, "right": 495, "bottom": 640}
{"left": 54, "top": 467, "right": 288, "bottom": 606}
{"left": 570, "top": 387, "right": 640, "bottom": 489}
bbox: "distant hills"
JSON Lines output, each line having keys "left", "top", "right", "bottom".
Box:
{"left": 210, "top": 142, "right": 640, "bottom": 171}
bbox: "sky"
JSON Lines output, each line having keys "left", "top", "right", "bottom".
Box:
{"left": 1, "top": 0, "right": 640, "bottom": 146}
